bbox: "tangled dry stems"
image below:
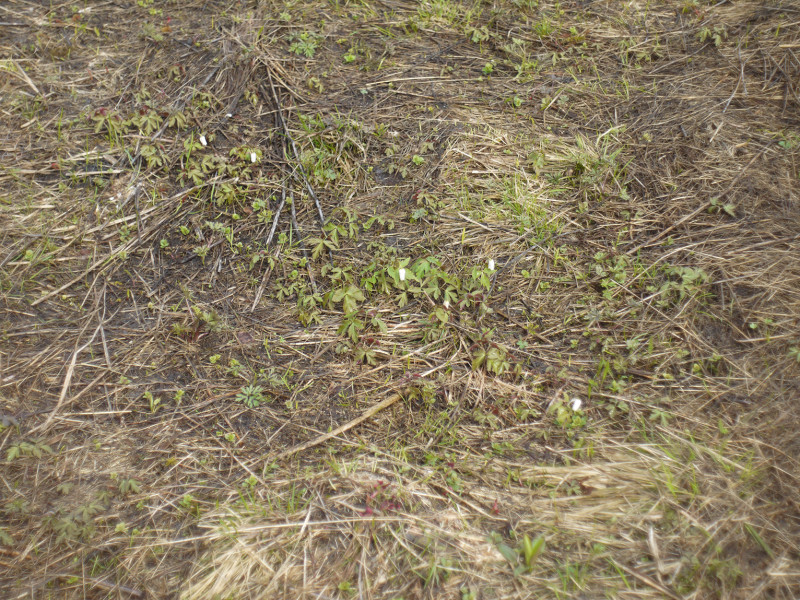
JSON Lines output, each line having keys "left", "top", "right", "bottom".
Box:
{"left": 1, "top": 0, "right": 799, "bottom": 598}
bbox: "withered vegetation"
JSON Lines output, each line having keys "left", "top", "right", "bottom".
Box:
{"left": 1, "top": 0, "right": 799, "bottom": 598}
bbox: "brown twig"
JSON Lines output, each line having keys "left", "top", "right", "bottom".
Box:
{"left": 271, "top": 392, "right": 403, "bottom": 460}
{"left": 625, "top": 146, "right": 770, "bottom": 255}
{"left": 260, "top": 70, "right": 326, "bottom": 228}
{"left": 28, "top": 324, "right": 101, "bottom": 435}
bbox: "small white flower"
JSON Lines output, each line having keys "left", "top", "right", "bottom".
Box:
{"left": 443, "top": 299, "right": 450, "bottom": 309}
{"left": 488, "top": 259, "right": 495, "bottom": 271}
{"left": 570, "top": 398, "right": 582, "bottom": 411}
{"left": 226, "top": 113, "right": 233, "bottom": 118}
{"left": 398, "top": 268, "right": 406, "bottom": 281}
{"left": 250, "top": 152, "right": 257, "bottom": 163}
{"left": 199, "top": 135, "right": 207, "bottom": 146}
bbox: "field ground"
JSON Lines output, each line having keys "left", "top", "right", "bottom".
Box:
{"left": 1, "top": 0, "right": 799, "bottom": 598}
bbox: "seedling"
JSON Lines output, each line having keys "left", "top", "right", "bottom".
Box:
{"left": 289, "top": 32, "right": 321, "bottom": 58}
{"left": 235, "top": 384, "right": 266, "bottom": 409}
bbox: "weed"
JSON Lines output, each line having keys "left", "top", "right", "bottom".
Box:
{"left": 698, "top": 25, "right": 727, "bottom": 47}
{"left": 0, "top": 528, "right": 13, "bottom": 546}
{"left": 289, "top": 32, "right": 322, "bottom": 58}
{"left": 116, "top": 476, "right": 142, "bottom": 496}
{"left": 3, "top": 2, "right": 796, "bottom": 598}
{"left": 331, "top": 284, "right": 365, "bottom": 315}
{"left": 235, "top": 384, "right": 267, "bottom": 409}
{"left": 6, "top": 440, "right": 53, "bottom": 462}
{"left": 472, "top": 345, "right": 511, "bottom": 376}
{"left": 789, "top": 346, "right": 800, "bottom": 362}
{"left": 143, "top": 391, "right": 162, "bottom": 413}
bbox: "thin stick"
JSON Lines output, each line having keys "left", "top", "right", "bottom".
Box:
{"left": 272, "top": 392, "right": 403, "bottom": 460}
{"left": 260, "top": 72, "right": 326, "bottom": 227}
{"left": 265, "top": 178, "right": 287, "bottom": 248}
{"left": 251, "top": 139, "right": 289, "bottom": 312}
{"left": 129, "top": 61, "right": 224, "bottom": 167}
{"left": 614, "top": 562, "right": 683, "bottom": 600}
{"left": 29, "top": 325, "right": 101, "bottom": 434}
{"left": 33, "top": 189, "right": 195, "bottom": 305}
{"left": 626, "top": 147, "right": 769, "bottom": 256}
{"left": 289, "top": 189, "right": 318, "bottom": 293}
{"left": 11, "top": 59, "right": 40, "bottom": 95}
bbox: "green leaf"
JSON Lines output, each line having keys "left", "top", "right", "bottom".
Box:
{"left": 371, "top": 316, "right": 388, "bottom": 333}
{"left": 57, "top": 482, "right": 74, "bottom": 495}
{"left": 341, "top": 285, "right": 364, "bottom": 314}
{"left": 522, "top": 534, "right": 545, "bottom": 568}
{"left": 744, "top": 523, "right": 775, "bottom": 558}
{"left": 497, "top": 543, "right": 518, "bottom": 564}
{"left": 0, "top": 528, "right": 14, "bottom": 546}
{"left": 310, "top": 237, "right": 332, "bottom": 260}
{"left": 355, "top": 347, "right": 377, "bottom": 365}
{"left": 342, "top": 297, "right": 355, "bottom": 315}
{"left": 472, "top": 348, "right": 486, "bottom": 371}
{"left": 348, "top": 285, "right": 365, "bottom": 302}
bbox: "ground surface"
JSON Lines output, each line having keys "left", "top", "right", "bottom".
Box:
{"left": 1, "top": 0, "right": 799, "bottom": 598}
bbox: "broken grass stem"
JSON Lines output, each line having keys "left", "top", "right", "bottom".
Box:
{"left": 261, "top": 71, "right": 326, "bottom": 228}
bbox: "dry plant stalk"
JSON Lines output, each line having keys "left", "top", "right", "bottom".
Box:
{"left": 0, "top": 0, "right": 798, "bottom": 599}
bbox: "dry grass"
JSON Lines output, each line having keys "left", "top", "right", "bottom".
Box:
{"left": 1, "top": 0, "right": 799, "bottom": 598}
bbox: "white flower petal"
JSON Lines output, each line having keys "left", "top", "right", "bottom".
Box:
{"left": 488, "top": 259, "right": 495, "bottom": 271}
{"left": 250, "top": 152, "right": 257, "bottom": 163}
{"left": 398, "top": 268, "right": 406, "bottom": 281}
{"left": 443, "top": 300, "right": 450, "bottom": 309}
{"left": 199, "top": 135, "right": 207, "bottom": 146}
{"left": 570, "top": 398, "right": 582, "bottom": 411}
{"left": 226, "top": 113, "right": 233, "bottom": 118}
